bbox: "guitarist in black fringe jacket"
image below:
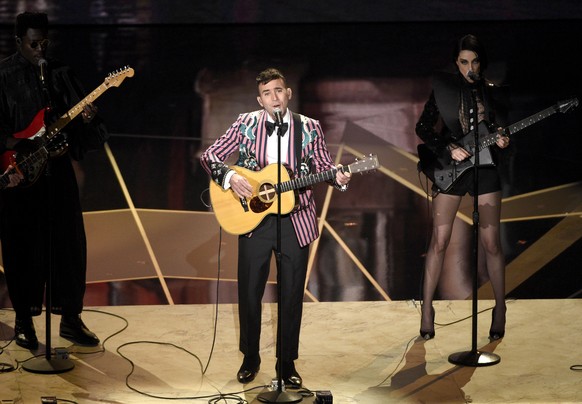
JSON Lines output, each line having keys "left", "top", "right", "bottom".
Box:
{"left": 415, "top": 34, "right": 510, "bottom": 341}
{"left": 0, "top": 12, "right": 108, "bottom": 349}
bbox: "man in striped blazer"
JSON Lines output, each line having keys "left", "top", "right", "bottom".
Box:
{"left": 200, "top": 68, "right": 351, "bottom": 388}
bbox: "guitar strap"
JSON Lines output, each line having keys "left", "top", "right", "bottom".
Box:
{"left": 292, "top": 112, "right": 302, "bottom": 175}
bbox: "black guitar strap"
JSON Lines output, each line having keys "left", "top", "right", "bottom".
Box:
{"left": 292, "top": 112, "right": 302, "bottom": 174}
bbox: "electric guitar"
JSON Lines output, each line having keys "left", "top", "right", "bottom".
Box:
{"left": 0, "top": 66, "right": 135, "bottom": 190}
{"left": 418, "top": 97, "right": 579, "bottom": 193}
{"left": 209, "top": 154, "right": 379, "bottom": 235}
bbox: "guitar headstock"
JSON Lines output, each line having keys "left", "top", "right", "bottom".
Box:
{"left": 557, "top": 97, "right": 579, "bottom": 113}
{"left": 105, "top": 66, "right": 135, "bottom": 88}
{"left": 347, "top": 154, "right": 379, "bottom": 174}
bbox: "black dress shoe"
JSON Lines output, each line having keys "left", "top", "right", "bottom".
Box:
{"left": 60, "top": 315, "right": 100, "bottom": 346}
{"left": 15, "top": 317, "right": 39, "bottom": 350}
{"left": 277, "top": 360, "right": 302, "bottom": 388}
{"left": 237, "top": 355, "right": 260, "bottom": 384}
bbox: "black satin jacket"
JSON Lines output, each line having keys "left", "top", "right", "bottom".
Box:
{"left": 415, "top": 71, "right": 505, "bottom": 156}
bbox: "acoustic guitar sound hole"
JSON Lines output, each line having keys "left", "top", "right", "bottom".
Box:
{"left": 257, "top": 183, "right": 277, "bottom": 203}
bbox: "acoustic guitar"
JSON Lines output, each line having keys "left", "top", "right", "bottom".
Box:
{"left": 209, "top": 154, "right": 379, "bottom": 235}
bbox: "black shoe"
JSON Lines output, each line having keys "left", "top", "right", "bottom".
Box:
{"left": 489, "top": 305, "right": 506, "bottom": 341}
{"left": 237, "top": 355, "right": 260, "bottom": 384}
{"left": 276, "top": 360, "right": 302, "bottom": 388}
{"left": 60, "top": 315, "right": 100, "bottom": 346}
{"left": 14, "top": 317, "right": 39, "bottom": 350}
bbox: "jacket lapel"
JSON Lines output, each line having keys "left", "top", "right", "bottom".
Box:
{"left": 256, "top": 110, "right": 269, "bottom": 168}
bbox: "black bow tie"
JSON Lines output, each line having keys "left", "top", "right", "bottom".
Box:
{"left": 265, "top": 121, "right": 288, "bottom": 136}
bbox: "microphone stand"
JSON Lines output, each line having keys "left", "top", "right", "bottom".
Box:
{"left": 448, "top": 85, "right": 500, "bottom": 367}
{"left": 23, "top": 61, "right": 74, "bottom": 374}
{"left": 258, "top": 115, "right": 302, "bottom": 403}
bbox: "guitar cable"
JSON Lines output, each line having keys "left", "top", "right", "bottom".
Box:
{"left": 200, "top": 186, "right": 212, "bottom": 209}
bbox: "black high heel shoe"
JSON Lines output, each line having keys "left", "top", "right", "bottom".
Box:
{"left": 489, "top": 306, "right": 506, "bottom": 340}
{"left": 420, "top": 305, "right": 435, "bottom": 340}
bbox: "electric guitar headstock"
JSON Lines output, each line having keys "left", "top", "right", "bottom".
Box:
{"left": 556, "top": 97, "right": 579, "bottom": 113}
{"left": 104, "top": 66, "right": 135, "bottom": 88}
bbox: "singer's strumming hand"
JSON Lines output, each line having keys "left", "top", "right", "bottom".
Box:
{"left": 449, "top": 144, "right": 472, "bottom": 162}
{"left": 230, "top": 174, "right": 253, "bottom": 199}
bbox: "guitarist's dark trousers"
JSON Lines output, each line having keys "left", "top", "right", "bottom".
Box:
{"left": 238, "top": 214, "right": 309, "bottom": 361}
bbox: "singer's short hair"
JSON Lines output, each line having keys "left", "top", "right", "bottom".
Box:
{"left": 256, "top": 68, "right": 286, "bottom": 88}
{"left": 453, "top": 34, "right": 488, "bottom": 70}
{"left": 15, "top": 12, "right": 49, "bottom": 38}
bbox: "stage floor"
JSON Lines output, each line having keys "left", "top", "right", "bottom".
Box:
{"left": 1, "top": 299, "right": 582, "bottom": 403}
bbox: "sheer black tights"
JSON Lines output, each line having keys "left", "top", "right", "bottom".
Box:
{"left": 421, "top": 191, "right": 506, "bottom": 333}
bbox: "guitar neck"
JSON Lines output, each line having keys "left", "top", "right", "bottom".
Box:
{"left": 476, "top": 104, "right": 560, "bottom": 151}
{"left": 278, "top": 167, "right": 339, "bottom": 193}
{"left": 45, "top": 80, "right": 110, "bottom": 140}
{"left": 506, "top": 104, "right": 558, "bottom": 136}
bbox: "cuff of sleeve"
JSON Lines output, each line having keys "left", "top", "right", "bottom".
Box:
{"left": 336, "top": 183, "right": 348, "bottom": 192}
{"left": 223, "top": 169, "right": 235, "bottom": 189}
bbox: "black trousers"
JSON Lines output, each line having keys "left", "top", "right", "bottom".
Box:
{"left": 0, "top": 161, "right": 87, "bottom": 318}
{"left": 238, "top": 215, "right": 309, "bottom": 361}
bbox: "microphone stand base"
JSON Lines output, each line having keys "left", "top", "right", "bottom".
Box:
{"left": 258, "top": 390, "right": 303, "bottom": 403}
{"left": 448, "top": 350, "right": 500, "bottom": 367}
{"left": 22, "top": 357, "right": 75, "bottom": 374}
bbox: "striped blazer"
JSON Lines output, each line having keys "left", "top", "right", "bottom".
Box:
{"left": 200, "top": 109, "right": 338, "bottom": 247}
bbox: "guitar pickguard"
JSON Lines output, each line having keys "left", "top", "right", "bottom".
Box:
{"left": 249, "top": 197, "right": 273, "bottom": 213}
{"left": 11, "top": 147, "right": 50, "bottom": 188}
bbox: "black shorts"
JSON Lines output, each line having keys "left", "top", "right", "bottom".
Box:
{"left": 442, "top": 166, "right": 501, "bottom": 196}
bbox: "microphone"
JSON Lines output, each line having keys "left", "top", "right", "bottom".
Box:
{"left": 467, "top": 71, "right": 481, "bottom": 81}
{"left": 38, "top": 58, "right": 48, "bottom": 84}
{"left": 273, "top": 108, "right": 283, "bottom": 127}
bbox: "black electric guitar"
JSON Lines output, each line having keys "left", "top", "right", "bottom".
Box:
{"left": 0, "top": 66, "right": 134, "bottom": 190}
{"left": 209, "top": 154, "right": 379, "bottom": 235}
{"left": 418, "top": 97, "right": 579, "bottom": 193}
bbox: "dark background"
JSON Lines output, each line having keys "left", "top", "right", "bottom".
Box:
{"left": 0, "top": 1, "right": 580, "bottom": 302}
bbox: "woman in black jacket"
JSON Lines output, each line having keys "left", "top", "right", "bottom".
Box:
{"left": 415, "top": 34, "right": 510, "bottom": 341}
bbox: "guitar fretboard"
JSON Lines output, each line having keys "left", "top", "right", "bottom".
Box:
{"left": 47, "top": 81, "right": 111, "bottom": 139}
{"left": 45, "top": 66, "right": 134, "bottom": 141}
{"left": 507, "top": 105, "right": 557, "bottom": 135}
{"left": 476, "top": 104, "right": 561, "bottom": 152}
{"left": 278, "top": 168, "right": 338, "bottom": 193}
{"left": 274, "top": 156, "right": 378, "bottom": 193}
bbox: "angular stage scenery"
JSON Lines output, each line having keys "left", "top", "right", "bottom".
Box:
{"left": 1, "top": 1, "right": 582, "bottom": 403}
